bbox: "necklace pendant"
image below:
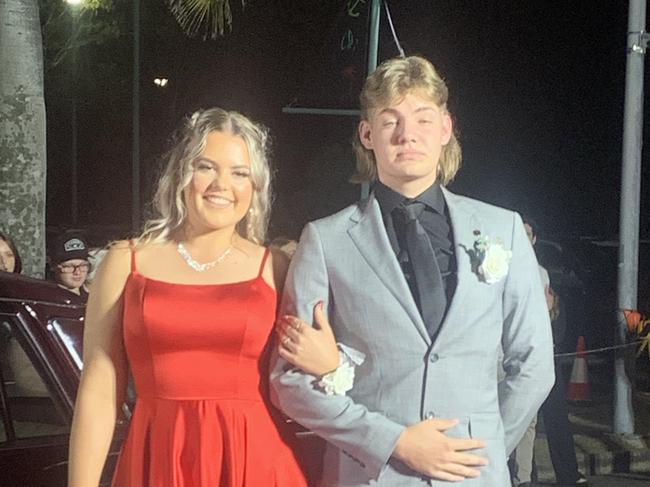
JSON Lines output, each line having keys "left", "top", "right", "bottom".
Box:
{"left": 177, "top": 242, "right": 232, "bottom": 272}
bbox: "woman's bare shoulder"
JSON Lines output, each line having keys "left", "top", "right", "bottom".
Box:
{"left": 268, "top": 247, "right": 290, "bottom": 292}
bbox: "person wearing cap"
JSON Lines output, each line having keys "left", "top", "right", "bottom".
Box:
{"left": 49, "top": 234, "right": 91, "bottom": 303}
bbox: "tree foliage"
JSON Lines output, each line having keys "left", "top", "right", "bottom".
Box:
{"left": 167, "top": 0, "right": 243, "bottom": 39}
{"left": 39, "top": 0, "right": 123, "bottom": 70}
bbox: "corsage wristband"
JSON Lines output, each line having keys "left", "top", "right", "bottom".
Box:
{"left": 316, "top": 344, "right": 365, "bottom": 396}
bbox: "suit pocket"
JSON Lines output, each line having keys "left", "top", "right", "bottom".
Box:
{"left": 469, "top": 412, "right": 503, "bottom": 440}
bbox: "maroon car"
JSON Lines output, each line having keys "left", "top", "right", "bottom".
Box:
{"left": 0, "top": 271, "right": 125, "bottom": 486}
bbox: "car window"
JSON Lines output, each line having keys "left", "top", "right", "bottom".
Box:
{"left": 0, "top": 319, "right": 69, "bottom": 441}
{"left": 49, "top": 317, "right": 84, "bottom": 371}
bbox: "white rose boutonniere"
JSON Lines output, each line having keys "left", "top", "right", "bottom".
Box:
{"left": 474, "top": 234, "right": 512, "bottom": 284}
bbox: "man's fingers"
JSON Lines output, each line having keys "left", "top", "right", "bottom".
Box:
{"left": 436, "top": 463, "right": 482, "bottom": 479}
{"left": 426, "top": 417, "right": 459, "bottom": 431}
{"left": 447, "top": 438, "right": 488, "bottom": 454}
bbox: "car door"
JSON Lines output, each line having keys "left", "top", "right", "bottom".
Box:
{"left": 0, "top": 313, "right": 71, "bottom": 486}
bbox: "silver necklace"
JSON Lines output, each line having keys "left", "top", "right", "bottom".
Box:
{"left": 176, "top": 242, "right": 232, "bottom": 272}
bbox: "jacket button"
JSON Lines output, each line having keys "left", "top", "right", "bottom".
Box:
{"left": 429, "top": 353, "right": 439, "bottom": 363}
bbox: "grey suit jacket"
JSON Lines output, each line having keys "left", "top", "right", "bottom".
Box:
{"left": 270, "top": 188, "right": 555, "bottom": 486}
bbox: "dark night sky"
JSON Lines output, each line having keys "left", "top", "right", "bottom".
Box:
{"left": 44, "top": 0, "right": 648, "bottom": 245}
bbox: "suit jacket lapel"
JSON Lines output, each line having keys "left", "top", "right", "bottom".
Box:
{"left": 347, "top": 194, "right": 431, "bottom": 344}
{"left": 436, "top": 187, "right": 481, "bottom": 341}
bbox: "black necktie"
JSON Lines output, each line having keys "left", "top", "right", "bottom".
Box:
{"left": 396, "top": 202, "right": 447, "bottom": 338}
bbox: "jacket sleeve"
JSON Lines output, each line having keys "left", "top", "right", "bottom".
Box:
{"left": 498, "top": 212, "right": 556, "bottom": 454}
{"left": 269, "top": 222, "right": 405, "bottom": 480}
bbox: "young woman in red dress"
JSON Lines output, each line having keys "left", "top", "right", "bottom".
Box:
{"left": 68, "top": 108, "right": 308, "bottom": 487}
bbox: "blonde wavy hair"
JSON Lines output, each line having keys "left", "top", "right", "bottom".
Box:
{"left": 139, "top": 107, "right": 272, "bottom": 245}
{"left": 352, "top": 55, "right": 462, "bottom": 186}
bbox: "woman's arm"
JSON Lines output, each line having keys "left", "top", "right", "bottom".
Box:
{"left": 68, "top": 242, "right": 131, "bottom": 487}
{"left": 268, "top": 245, "right": 339, "bottom": 376}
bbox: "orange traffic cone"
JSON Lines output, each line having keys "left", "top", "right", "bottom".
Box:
{"left": 567, "top": 335, "right": 591, "bottom": 403}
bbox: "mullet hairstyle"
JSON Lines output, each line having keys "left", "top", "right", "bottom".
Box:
{"left": 352, "top": 55, "right": 462, "bottom": 186}
{"left": 139, "top": 107, "right": 272, "bottom": 245}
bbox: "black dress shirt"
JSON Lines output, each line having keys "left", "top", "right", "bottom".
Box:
{"left": 374, "top": 181, "right": 457, "bottom": 313}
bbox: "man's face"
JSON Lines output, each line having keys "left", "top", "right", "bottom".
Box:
{"left": 55, "top": 258, "right": 89, "bottom": 292}
{"left": 358, "top": 92, "right": 452, "bottom": 197}
{"left": 524, "top": 223, "right": 537, "bottom": 246}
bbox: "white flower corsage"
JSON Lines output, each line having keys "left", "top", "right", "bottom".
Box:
{"left": 317, "top": 343, "right": 365, "bottom": 396}
{"left": 474, "top": 234, "right": 512, "bottom": 284}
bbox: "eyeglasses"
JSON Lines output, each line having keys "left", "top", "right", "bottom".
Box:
{"left": 57, "top": 263, "right": 90, "bottom": 274}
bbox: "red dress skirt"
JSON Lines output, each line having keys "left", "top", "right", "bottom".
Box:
{"left": 111, "top": 249, "right": 307, "bottom": 487}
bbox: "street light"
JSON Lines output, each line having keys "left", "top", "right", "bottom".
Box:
{"left": 153, "top": 77, "right": 169, "bottom": 87}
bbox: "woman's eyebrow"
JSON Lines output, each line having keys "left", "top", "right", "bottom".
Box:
{"left": 195, "top": 156, "right": 216, "bottom": 166}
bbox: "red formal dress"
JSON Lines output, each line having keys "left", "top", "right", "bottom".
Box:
{"left": 111, "top": 248, "right": 307, "bottom": 487}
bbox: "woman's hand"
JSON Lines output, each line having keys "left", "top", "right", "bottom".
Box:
{"left": 277, "top": 301, "right": 340, "bottom": 376}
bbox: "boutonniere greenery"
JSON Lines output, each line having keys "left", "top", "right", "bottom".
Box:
{"left": 466, "top": 231, "right": 512, "bottom": 284}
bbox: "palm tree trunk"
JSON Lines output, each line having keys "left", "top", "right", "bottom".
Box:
{"left": 0, "top": 0, "right": 47, "bottom": 277}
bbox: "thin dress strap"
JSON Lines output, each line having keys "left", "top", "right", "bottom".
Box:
{"left": 257, "top": 247, "right": 271, "bottom": 278}
{"left": 129, "top": 240, "right": 137, "bottom": 273}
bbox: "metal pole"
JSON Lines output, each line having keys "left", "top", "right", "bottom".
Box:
{"left": 71, "top": 7, "right": 79, "bottom": 224}
{"left": 367, "top": 0, "right": 381, "bottom": 74}
{"left": 361, "top": 0, "right": 381, "bottom": 199}
{"left": 132, "top": 0, "right": 141, "bottom": 233}
{"left": 615, "top": 0, "right": 647, "bottom": 435}
{"left": 282, "top": 107, "right": 360, "bottom": 116}
{"left": 71, "top": 51, "right": 78, "bottom": 224}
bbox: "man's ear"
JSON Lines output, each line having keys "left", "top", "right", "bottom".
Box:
{"left": 358, "top": 120, "right": 373, "bottom": 150}
{"left": 441, "top": 113, "right": 453, "bottom": 146}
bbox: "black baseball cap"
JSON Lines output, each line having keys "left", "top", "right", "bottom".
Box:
{"left": 50, "top": 234, "right": 89, "bottom": 265}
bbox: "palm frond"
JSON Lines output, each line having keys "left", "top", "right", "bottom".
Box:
{"left": 168, "top": 0, "right": 244, "bottom": 39}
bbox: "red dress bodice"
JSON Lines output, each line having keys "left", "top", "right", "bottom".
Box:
{"left": 111, "top": 248, "right": 307, "bottom": 487}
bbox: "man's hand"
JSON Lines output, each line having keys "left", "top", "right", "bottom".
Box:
{"left": 392, "top": 418, "right": 489, "bottom": 482}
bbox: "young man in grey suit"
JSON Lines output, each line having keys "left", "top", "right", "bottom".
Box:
{"left": 271, "top": 55, "right": 555, "bottom": 486}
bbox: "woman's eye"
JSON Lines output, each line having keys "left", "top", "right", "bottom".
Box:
{"left": 419, "top": 119, "right": 433, "bottom": 124}
{"left": 382, "top": 120, "right": 397, "bottom": 127}
{"left": 233, "top": 171, "right": 250, "bottom": 178}
{"left": 196, "top": 162, "right": 214, "bottom": 171}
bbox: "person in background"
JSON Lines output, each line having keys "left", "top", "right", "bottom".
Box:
{"left": 270, "top": 236, "right": 298, "bottom": 259}
{"left": 49, "top": 233, "right": 91, "bottom": 303}
{"left": 510, "top": 216, "right": 556, "bottom": 487}
{"left": 520, "top": 217, "right": 587, "bottom": 487}
{"left": 0, "top": 231, "right": 49, "bottom": 397}
{"left": 86, "top": 246, "right": 109, "bottom": 287}
{"left": 0, "top": 231, "right": 22, "bottom": 274}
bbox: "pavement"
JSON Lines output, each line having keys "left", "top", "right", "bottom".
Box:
{"left": 532, "top": 363, "right": 650, "bottom": 485}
